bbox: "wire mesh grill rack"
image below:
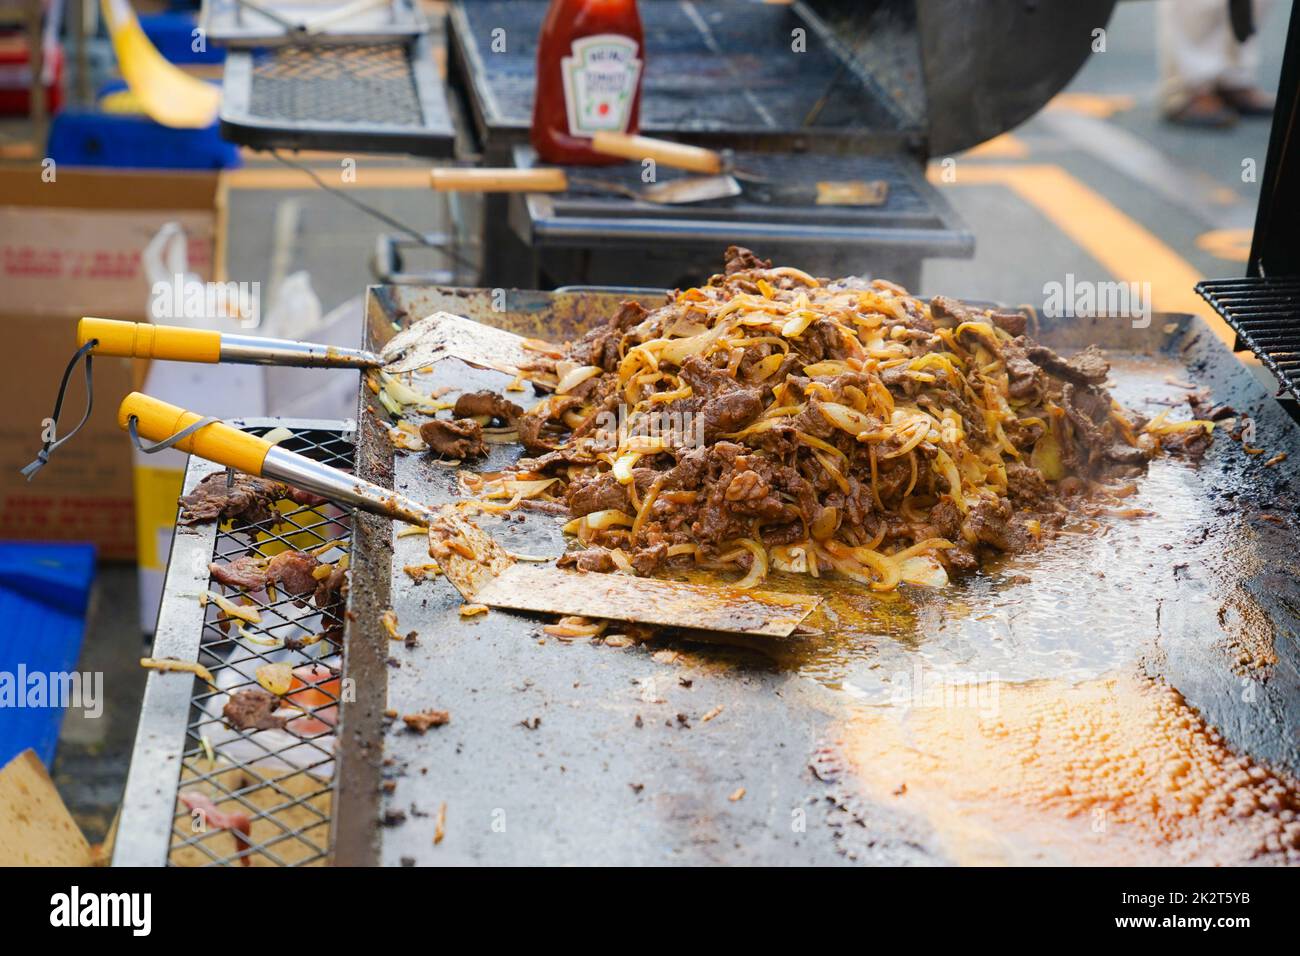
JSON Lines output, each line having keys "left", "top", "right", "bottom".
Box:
{"left": 114, "top": 420, "right": 354, "bottom": 868}
{"left": 1196, "top": 277, "right": 1300, "bottom": 414}
{"left": 220, "top": 35, "right": 455, "bottom": 156}
{"left": 250, "top": 44, "right": 422, "bottom": 126}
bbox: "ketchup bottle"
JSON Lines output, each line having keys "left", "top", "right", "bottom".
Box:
{"left": 530, "top": 0, "right": 645, "bottom": 165}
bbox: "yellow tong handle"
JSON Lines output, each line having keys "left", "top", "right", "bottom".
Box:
{"left": 117, "top": 392, "right": 273, "bottom": 476}
{"left": 80, "top": 317, "right": 221, "bottom": 363}
{"left": 590, "top": 132, "right": 722, "bottom": 174}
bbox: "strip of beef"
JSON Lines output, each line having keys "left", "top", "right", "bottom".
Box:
{"left": 723, "top": 245, "right": 772, "bottom": 275}
{"left": 567, "top": 472, "right": 628, "bottom": 517}
{"left": 453, "top": 390, "right": 523, "bottom": 425}
{"left": 208, "top": 550, "right": 321, "bottom": 599}
{"left": 179, "top": 473, "right": 327, "bottom": 526}
{"left": 223, "top": 688, "right": 287, "bottom": 732}
{"left": 1001, "top": 337, "right": 1046, "bottom": 402}
{"left": 420, "top": 418, "right": 487, "bottom": 459}
{"left": 572, "top": 300, "right": 651, "bottom": 372}
{"left": 313, "top": 565, "right": 349, "bottom": 610}
{"left": 677, "top": 356, "right": 763, "bottom": 442}
{"left": 1005, "top": 462, "right": 1053, "bottom": 509}
{"left": 1026, "top": 343, "right": 1110, "bottom": 387}
{"left": 961, "top": 499, "right": 1031, "bottom": 553}
{"left": 989, "top": 310, "right": 1029, "bottom": 337}
{"left": 179, "top": 473, "right": 284, "bottom": 526}
{"left": 515, "top": 446, "right": 600, "bottom": 472}
{"left": 209, "top": 555, "right": 268, "bottom": 591}
{"left": 929, "top": 295, "right": 971, "bottom": 325}
{"left": 557, "top": 548, "right": 617, "bottom": 572}
{"left": 266, "top": 550, "right": 320, "bottom": 598}
{"left": 1160, "top": 425, "right": 1212, "bottom": 459}
{"left": 517, "top": 395, "right": 583, "bottom": 454}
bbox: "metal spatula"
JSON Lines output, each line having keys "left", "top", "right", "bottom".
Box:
{"left": 78, "top": 312, "right": 532, "bottom": 376}
{"left": 117, "top": 393, "right": 821, "bottom": 637}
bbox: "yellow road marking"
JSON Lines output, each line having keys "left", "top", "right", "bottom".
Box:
{"left": 1195, "top": 228, "right": 1252, "bottom": 263}
{"left": 1045, "top": 92, "right": 1136, "bottom": 119}
{"left": 929, "top": 162, "right": 1243, "bottom": 354}
{"left": 962, "top": 133, "right": 1028, "bottom": 160}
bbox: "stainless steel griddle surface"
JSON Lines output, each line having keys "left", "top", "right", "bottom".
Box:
{"left": 333, "top": 286, "right": 1300, "bottom": 866}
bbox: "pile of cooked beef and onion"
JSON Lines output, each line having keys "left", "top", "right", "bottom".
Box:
{"left": 379, "top": 247, "right": 1213, "bottom": 593}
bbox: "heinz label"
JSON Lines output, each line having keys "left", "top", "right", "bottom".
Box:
{"left": 561, "top": 34, "right": 643, "bottom": 136}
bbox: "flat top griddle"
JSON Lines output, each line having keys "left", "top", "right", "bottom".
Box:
{"left": 335, "top": 288, "right": 1300, "bottom": 866}
{"left": 448, "top": 0, "right": 917, "bottom": 154}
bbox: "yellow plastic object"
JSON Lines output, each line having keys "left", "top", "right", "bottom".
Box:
{"left": 117, "top": 392, "right": 273, "bottom": 477}
{"left": 101, "top": 0, "right": 220, "bottom": 129}
{"left": 99, "top": 88, "right": 145, "bottom": 115}
{"left": 80, "top": 317, "right": 222, "bottom": 363}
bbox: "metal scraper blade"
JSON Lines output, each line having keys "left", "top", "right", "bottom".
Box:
{"left": 428, "top": 506, "right": 820, "bottom": 637}
{"left": 640, "top": 174, "right": 742, "bottom": 205}
{"left": 381, "top": 311, "right": 546, "bottom": 375}
{"left": 476, "top": 564, "right": 820, "bottom": 637}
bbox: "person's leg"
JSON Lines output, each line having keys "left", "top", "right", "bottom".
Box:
{"left": 1158, "top": 0, "right": 1239, "bottom": 125}
{"left": 1216, "top": 0, "right": 1276, "bottom": 115}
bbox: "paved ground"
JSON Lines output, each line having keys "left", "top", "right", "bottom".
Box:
{"left": 50, "top": 1, "right": 1294, "bottom": 847}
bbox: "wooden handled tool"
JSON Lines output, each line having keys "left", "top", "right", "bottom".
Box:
{"left": 430, "top": 168, "right": 569, "bottom": 192}
{"left": 429, "top": 165, "right": 740, "bottom": 204}
{"left": 590, "top": 132, "right": 723, "bottom": 174}
{"left": 118, "top": 393, "right": 821, "bottom": 636}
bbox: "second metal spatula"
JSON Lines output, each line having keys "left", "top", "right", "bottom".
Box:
{"left": 118, "top": 393, "right": 821, "bottom": 637}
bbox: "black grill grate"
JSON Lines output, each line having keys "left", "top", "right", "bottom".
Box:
{"left": 1196, "top": 277, "right": 1300, "bottom": 408}
{"left": 168, "top": 427, "right": 353, "bottom": 867}
{"left": 451, "top": 0, "right": 913, "bottom": 147}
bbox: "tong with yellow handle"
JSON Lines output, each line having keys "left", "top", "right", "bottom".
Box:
{"left": 117, "top": 393, "right": 823, "bottom": 635}
{"left": 119, "top": 392, "right": 438, "bottom": 526}
{"left": 79, "top": 317, "right": 385, "bottom": 368}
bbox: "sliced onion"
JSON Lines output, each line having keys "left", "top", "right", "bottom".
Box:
{"left": 818, "top": 401, "right": 874, "bottom": 437}
{"left": 728, "top": 538, "right": 768, "bottom": 589}
{"left": 556, "top": 364, "right": 602, "bottom": 395}
{"left": 204, "top": 591, "right": 261, "bottom": 625}
{"left": 256, "top": 662, "right": 294, "bottom": 696}
{"left": 612, "top": 453, "right": 640, "bottom": 485}
{"left": 898, "top": 554, "right": 949, "bottom": 589}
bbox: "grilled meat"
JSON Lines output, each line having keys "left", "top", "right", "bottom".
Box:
{"left": 179, "top": 472, "right": 325, "bottom": 526}
{"left": 420, "top": 418, "right": 488, "bottom": 459}
{"left": 491, "top": 249, "right": 1214, "bottom": 589}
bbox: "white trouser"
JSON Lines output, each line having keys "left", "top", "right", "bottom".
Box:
{"left": 1157, "top": 0, "right": 1274, "bottom": 110}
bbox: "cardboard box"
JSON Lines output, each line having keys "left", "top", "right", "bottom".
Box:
{"left": 0, "top": 167, "right": 216, "bottom": 316}
{"left": 0, "top": 167, "right": 220, "bottom": 563}
{"left": 0, "top": 315, "right": 137, "bottom": 558}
